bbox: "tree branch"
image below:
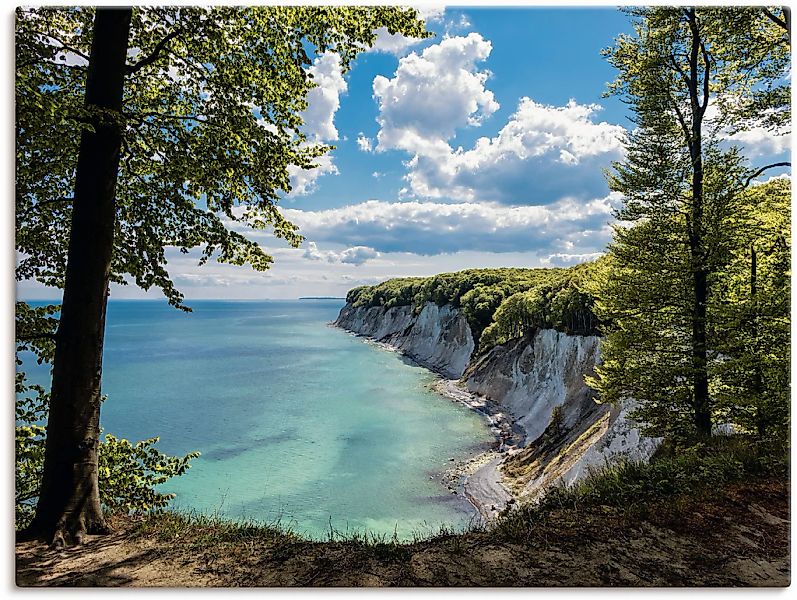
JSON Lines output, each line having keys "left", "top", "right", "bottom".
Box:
{"left": 742, "top": 162, "right": 791, "bottom": 188}
{"left": 16, "top": 332, "right": 57, "bottom": 342}
{"left": 665, "top": 88, "right": 692, "bottom": 143}
{"left": 669, "top": 53, "right": 691, "bottom": 89}
{"left": 17, "top": 198, "right": 73, "bottom": 220}
{"left": 763, "top": 8, "right": 790, "bottom": 34}
{"left": 42, "top": 33, "right": 90, "bottom": 62}
{"left": 699, "top": 41, "right": 711, "bottom": 116}
{"left": 126, "top": 30, "right": 180, "bottom": 75}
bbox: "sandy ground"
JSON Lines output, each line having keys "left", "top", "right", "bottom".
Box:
{"left": 463, "top": 456, "right": 513, "bottom": 519}
{"left": 433, "top": 378, "right": 521, "bottom": 520}
{"left": 15, "top": 480, "right": 790, "bottom": 587}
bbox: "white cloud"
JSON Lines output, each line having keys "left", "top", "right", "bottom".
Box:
{"left": 544, "top": 252, "right": 605, "bottom": 267}
{"left": 403, "top": 98, "right": 627, "bottom": 203}
{"left": 282, "top": 194, "right": 620, "bottom": 256}
{"left": 303, "top": 241, "right": 381, "bottom": 266}
{"left": 726, "top": 127, "right": 791, "bottom": 157}
{"left": 356, "top": 133, "right": 374, "bottom": 153}
{"left": 704, "top": 99, "right": 791, "bottom": 158}
{"left": 288, "top": 153, "right": 338, "bottom": 197}
{"left": 288, "top": 52, "right": 346, "bottom": 196}
{"left": 371, "top": 32, "right": 626, "bottom": 204}
{"left": 370, "top": 27, "right": 426, "bottom": 56}
{"left": 368, "top": 6, "right": 446, "bottom": 56}
{"left": 372, "top": 33, "right": 499, "bottom": 154}
{"left": 339, "top": 246, "right": 381, "bottom": 265}
{"left": 415, "top": 6, "right": 446, "bottom": 22}
{"left": 302, "top": 52, "right": 347, "bottom": 142}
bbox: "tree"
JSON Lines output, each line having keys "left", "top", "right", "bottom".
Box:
{"left": 711, "top": 179, "right": 790, "bottom": 442}
{"left": 592, "top": 6, "right": 790, "bottom": 440}
{"left": 16, "top": 6, "right": 428, "bottom": 546}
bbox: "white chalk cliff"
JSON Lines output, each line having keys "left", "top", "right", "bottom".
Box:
{"left": 336, "top": 302, "right": 474, "bottom": 379}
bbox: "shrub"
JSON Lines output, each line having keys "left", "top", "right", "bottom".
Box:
{"left": 15, "top": 373, "right": 199, "bottom": 529}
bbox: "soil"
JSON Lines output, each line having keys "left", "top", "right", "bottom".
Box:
{"left": 15, "top": 479, "right": 790, "bottom": 587}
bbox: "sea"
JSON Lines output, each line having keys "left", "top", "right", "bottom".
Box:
{"left": 18, "top": 299, "right": 494, "bottom": 540}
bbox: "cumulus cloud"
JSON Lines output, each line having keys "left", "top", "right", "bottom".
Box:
{"left": 726, "top": 127, "right": 791, "bottom": 157}
{"left": 356, "top": 133, "right": 374, "bottom": 153}
{"left": 282, "top": 194, "right": 620, "bottom": 256}
{"left": 303, "top": 241, "right": 381, "bottom": 266}
{"left": 373, "top": 33, "right": 500, "bottom": 154}
{"left": 288, "top": 52, "right": 346, "bottom": 196}
{"left": 303, "top": 52, "right": 347, "bottom": 141}
{"left": 704, "top": 99, "right": 791, "bottom": 158}
{"left": 368, "top": 6, "right": 446, "bottom": 56}
{"left": 370, "top": 27, "right": 427, "bottom": 56}
{"left": 404, "top": 98, "right": 627, "bottom": 203}
{"left": 288, "top": 154, "right": 338, "bottom": 197}
{"left": 371, "top": 32, "right": 626, "bottom": 204}
{"left": 545, "top": 252, "right": 605, "bottom": 267}
{"left": 339, "top": 246, "right": 381, "bottom": 265}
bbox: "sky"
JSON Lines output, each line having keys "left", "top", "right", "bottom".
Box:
{"left": 16, "top": 4, "right": 791, "bottom": 301}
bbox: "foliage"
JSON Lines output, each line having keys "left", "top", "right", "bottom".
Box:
{"left": 345, "top": 267, "right": 591, "bottom": 342}
{"left": 591, "top": 6, "right": 791, "bottom": 441}
{"left": 710, "top": 179, "right": 791, "bottom": 442}
{"left": 98, "top": 435, "right": 199, "bottom": 515}
{"left": 491, "top": 434, "right": 787, "bottom": 542}
{"left": 486, "top": 260, "right": 605, "bottom": 347}
{"left": 533, "top": 435, "right": 787, "bottom": 514}
{"left": 16, "top": 6, "right": 429, "bottom": 309}
{"left": 15, "top": 5, "right": 428, "bottom": 532}
{"left": 14, "top": 302, "right": 59, "bottom": 364}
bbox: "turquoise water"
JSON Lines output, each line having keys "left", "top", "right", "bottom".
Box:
{"left": 20, "top": 300, "right": 493, "bottom": 539}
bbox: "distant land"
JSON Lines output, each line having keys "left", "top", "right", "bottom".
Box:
{"left": 299, "top": 296, "right": 346, "bottom": 300}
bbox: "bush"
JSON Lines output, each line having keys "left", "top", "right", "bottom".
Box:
{"left": 15, "top": 373, "right": 199, "bottom": 529}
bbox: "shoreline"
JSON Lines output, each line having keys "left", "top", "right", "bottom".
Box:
{"left": 432, "top": 379, "right": 520, "bottom": 521}
{"left": 332, "top": 320, "right": 520, "bottom": 521}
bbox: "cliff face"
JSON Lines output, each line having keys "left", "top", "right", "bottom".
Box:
{"left": 335, "top": 302, "right": 474, "bottom": 379}
{"left": 464, "top": 330, "right": 603, "bottom": 444}
{"left": 335, "top": 301, "right": 658, "bottom": 500}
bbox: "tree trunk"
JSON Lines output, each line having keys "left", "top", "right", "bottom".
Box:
{"left": 750, "top": 243, "right": 766, "bottom": 437}
{"left": 26, "top": 8, "right": 132, "bottom": 547}
{"left": 686, "top": 8, "right": 712, "bottom": 438}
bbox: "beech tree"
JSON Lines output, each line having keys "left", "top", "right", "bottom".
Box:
{"left": 15, "top": 6, "right": 428, "bottom": 546}
{"left": 591, "top": 6, "right": 790, "bottom": 440}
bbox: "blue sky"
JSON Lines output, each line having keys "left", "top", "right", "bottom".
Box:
{"left": 17, "top": 5, "right": 791, "bottom": 301}
{"left": 291, "top": 7, "right": 635, "bottom": 211}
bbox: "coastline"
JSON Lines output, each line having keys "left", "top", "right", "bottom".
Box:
{"left": 433, "top": 379, "right": 519, "bottom": 521}
{"left": 333, "top": 320, "right": 520, "bottom": 522}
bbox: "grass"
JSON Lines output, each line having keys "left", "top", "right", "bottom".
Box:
{"left": 128, "top": 505, "right": 483, "bottom": 557}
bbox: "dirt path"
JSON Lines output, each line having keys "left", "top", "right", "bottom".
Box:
{"left": 16, "top": 480, "right": 790, "bottom": 587}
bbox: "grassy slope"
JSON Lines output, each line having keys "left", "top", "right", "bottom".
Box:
{"left": 15, "top": 478, "right": 789, "bottom": 586}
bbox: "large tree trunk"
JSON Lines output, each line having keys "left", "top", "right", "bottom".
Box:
{"left": 685, "top": 8, "right": 712, "bottom": 438}
{"left": 26, "top": 8, "right": 132, "bottom": 547}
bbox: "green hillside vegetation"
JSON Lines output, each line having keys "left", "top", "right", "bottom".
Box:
{"left": 346, "top": 265, "right": 603, "bottom": 348}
